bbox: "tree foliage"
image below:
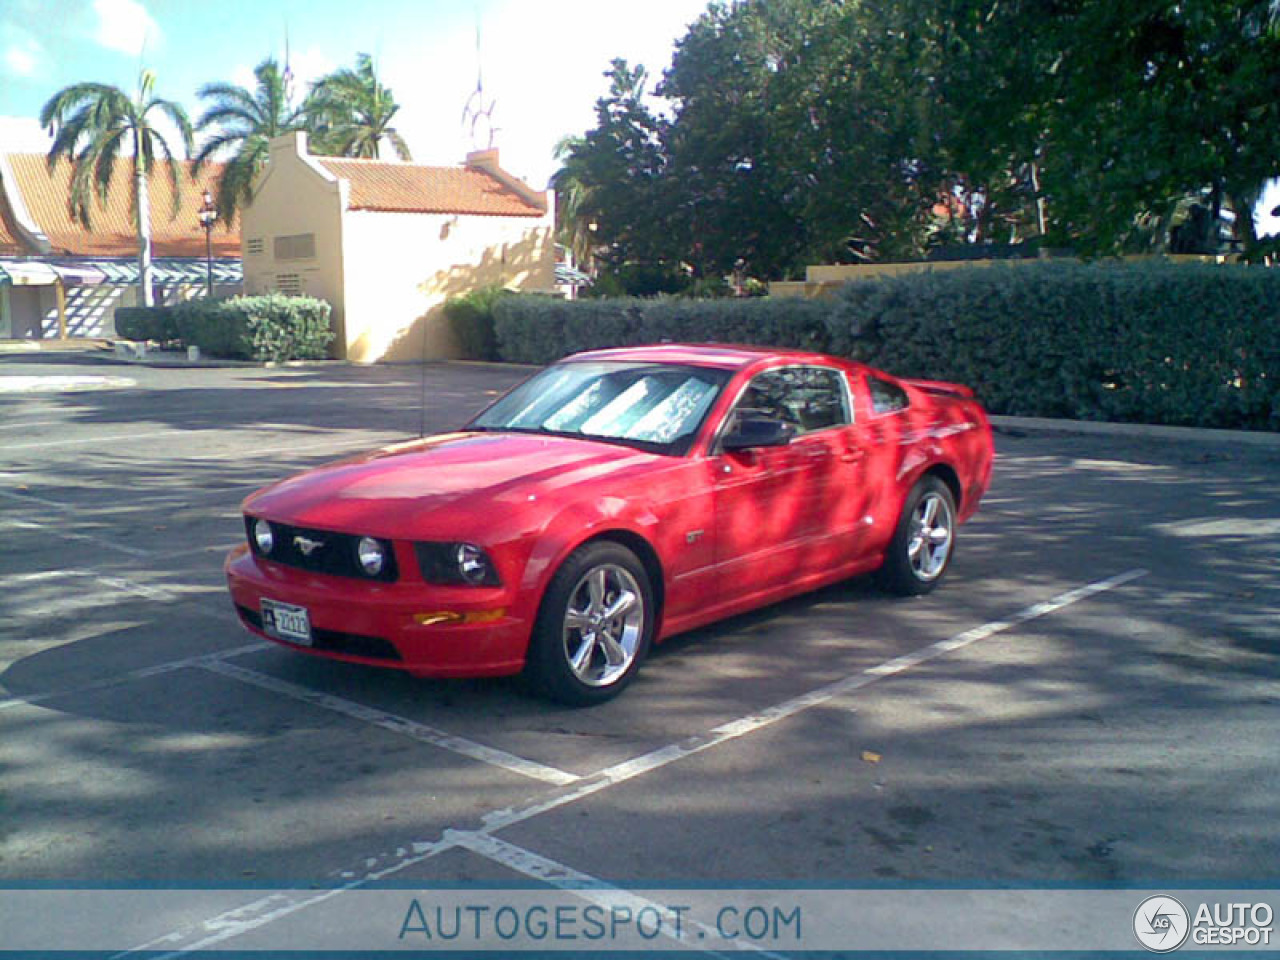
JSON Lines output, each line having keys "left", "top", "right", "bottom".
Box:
{"left": 40, "top": 70, "right": 194, "bottom": 306}
{"left": 188, "top": 52, "right": 412, "bottom": 227}
{"left": 193, "top": 58, "right": 305, "bottom": 225}
{"left": 304, "top": 53, "right": 411, "bottom": 161}
{"left": 555, "top": 0, "right": 1280, "bottom": 290}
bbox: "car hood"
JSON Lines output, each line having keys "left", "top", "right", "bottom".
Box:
{"left": 243, "top": 431, "right": 662, "bottom": 539}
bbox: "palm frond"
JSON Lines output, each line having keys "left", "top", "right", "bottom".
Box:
{"left": 147, "top": 97, "right": 194, "bottom": 157}
{"left": 193, "top": 130, "right": 246, "bottom": 170}
{"left": 387, "top": 129, "right": 412, "bottom": 161}
{"left": 145, "top": 130, "right": 185, "bottom": 220}
{"left": 39, "top": 82, "right": 125, "bottom": 128}
{"left": 91, "top": 129, "right": 126, "bottom": 209}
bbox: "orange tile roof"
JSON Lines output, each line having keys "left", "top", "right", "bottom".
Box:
{"left": 316, "top": 157, "right": 545, "bottom": 217}
{"left": 4, "top": 154, "right": 240, "bottom": 257}
{"left": 0, "top": 190, "right": 22, "bottom": 255}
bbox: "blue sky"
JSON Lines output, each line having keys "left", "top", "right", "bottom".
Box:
{"left": 1, "top": 0, "right": 1276, "bottom": 235}
{"left": 0, "top": 0, "right": 709, "bottom": 188}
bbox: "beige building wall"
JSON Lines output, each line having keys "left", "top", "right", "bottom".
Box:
{"left": 242, "top": 132, "right": 555, "bottom": 363}
{"left": 241, "top": 133, "right": 348, "bottom": 352}
{"left": 342, "top": 209, "right": 554, "bottom": 363}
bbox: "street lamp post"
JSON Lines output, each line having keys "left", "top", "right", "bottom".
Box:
{"left": 197, "top": 189, "right": 217, "bottom": 298}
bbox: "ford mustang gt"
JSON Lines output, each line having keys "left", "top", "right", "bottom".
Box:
{"left": 226, "top": 344, "right": 993, "bottom": 704}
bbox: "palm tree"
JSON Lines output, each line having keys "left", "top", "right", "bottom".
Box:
{"left": 40, "top": 70, "right": 193, "bottom": 307}
{"left": 193, "top": 58, "right": 305, "bottom": 224}
{"left": 305, "top": 53, "right": 411, "bottom": 160}
{"left": 551, "top": 135, "right": 600, "bottom": 272}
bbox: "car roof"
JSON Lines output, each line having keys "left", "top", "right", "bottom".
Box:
{"left": 566, "top": 342, "right": 847, "bottom": 371}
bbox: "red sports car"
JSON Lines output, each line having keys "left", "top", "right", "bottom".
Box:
{"left": 225, "top": 344, "right": 993, "bottom": 704}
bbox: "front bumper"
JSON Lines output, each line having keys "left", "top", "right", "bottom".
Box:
{"left": 224, "top": 546, "right": 530, "bottom": 677}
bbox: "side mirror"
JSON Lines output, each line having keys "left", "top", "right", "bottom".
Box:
{"left": 721, "top": 416, "right": 795, "bottom": 452}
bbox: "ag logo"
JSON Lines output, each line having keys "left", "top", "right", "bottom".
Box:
{"left": 1134, "top": 895, "right": 1190, "bottom": 952}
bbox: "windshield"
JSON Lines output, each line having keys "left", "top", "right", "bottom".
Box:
{"left": 468, "top": 361, "right": 732, "bottom": 456}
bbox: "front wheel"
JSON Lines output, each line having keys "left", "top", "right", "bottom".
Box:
{"left": 877, "top": 476, "right": 957, "bottom": 596}
{"left": 525, "top": 542, "right": 654, "bottom": 706}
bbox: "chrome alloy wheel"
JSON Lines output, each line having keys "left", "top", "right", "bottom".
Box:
{"left": 562, "top": 563, "right": 645, "bottom": 687}
{"left": 907, "top": 491, "right": 954, "bottom": 581}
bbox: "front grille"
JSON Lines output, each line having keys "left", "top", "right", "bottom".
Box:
{"left": 245, "top": 517, "right": 398, "bottom": 582}
{"left": 236, "top": 605, "right": 403, "bottom": 662}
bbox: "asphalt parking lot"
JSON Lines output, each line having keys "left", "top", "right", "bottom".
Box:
{"left": 2, "top": 352, "right": 1278, "bottom": 950}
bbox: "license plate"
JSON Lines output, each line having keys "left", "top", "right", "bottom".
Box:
{"left": 261, "top": 599, "right": 312, "bottom": 646}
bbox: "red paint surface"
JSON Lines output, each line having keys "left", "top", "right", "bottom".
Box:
{"left": 225, "top": 346, "right": 994, "bottom": 677}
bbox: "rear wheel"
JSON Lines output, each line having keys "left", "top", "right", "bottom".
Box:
{"left": 877, "top": 475, "right": 956, "bottom": 596}
{"left": 525, "top": 541, "right": 654, "bottom": 706}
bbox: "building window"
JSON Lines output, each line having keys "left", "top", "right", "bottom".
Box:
{"left": 274, "top": 233, "right": 316, "bottom": 261}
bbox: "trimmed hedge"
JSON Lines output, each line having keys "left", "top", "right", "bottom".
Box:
{"left": 442, "top": 286, "right": 508, "bottom": 361}
{"left": 827, "top": 260, "right": 1280, "bottom": 430}
{"left": 490, "top": 261, "right": 1279, "bottom": 431}
{"left": 115, "top": 294, "right": 334, "bottom": 362}
{"left": 493, "top": 296, "right": 833, "bottom": 366}
{"left": 114, "top": 306, "right": 178, "bottom": 342}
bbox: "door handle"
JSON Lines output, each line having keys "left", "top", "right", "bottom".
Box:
{"left": 840, "top": 449, "right": 866, "bottom": 463}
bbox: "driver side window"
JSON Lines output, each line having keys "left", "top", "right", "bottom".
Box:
{"left": 733, "top": 367, "right": 851, "bottom": 436}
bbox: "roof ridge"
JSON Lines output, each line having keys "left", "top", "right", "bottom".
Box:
{"left": 316, "top": 155, "right": 464, "bottom": 171}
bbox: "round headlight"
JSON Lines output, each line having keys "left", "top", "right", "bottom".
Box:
{"left": 356, "top": 537, "right": 385, "bottom": 576}
{"left": 253, "top": 519, "right": 274, "bottom": 554}
{"left": 455, "top": 543, "right": 490, "bottom": 585}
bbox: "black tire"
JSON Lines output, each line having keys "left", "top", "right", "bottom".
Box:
{"left": 525, "top": 541, "right": 655, "bottom": 706}
{"left": 877, "top": 475, "right": 957, "bottom": 596}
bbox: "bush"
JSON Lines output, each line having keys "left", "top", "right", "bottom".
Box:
{"left": 442, "top": 286, "right": 508, "bottom": 361}
{"left": 827, "top": 260, "right": 1280, "bottom": 430}
{"left": 116, "top": 295, "right": 334, "bottom": 361}
{"left": 114, "top": 306, "right": 178, "bottom": 342}
{"left": 491, "top": 261, "right": 1280, "bottom": 431}
{"left": 492, "top": 296, "right": 832, "bottom": 365}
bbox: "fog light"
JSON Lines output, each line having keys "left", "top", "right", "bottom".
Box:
{"left": 253, "top": 519, "right": 274, "bottom": 554}
{"left": 356, "top": 537, "right": 386, "bottom": 576}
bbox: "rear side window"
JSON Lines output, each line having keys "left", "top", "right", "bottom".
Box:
{"left": 868, "top": 376, "right": 910, "bottom": 415}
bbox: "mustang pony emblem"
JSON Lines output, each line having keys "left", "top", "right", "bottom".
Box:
{"left": 293, "top": 535, "right": 325, "bottom": 556}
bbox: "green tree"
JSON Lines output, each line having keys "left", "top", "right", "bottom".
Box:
{"left": 984, "top": 0, "right": 1280, "bottom": 257}
{"left": 40, "top": 69, "right": 194, "bottom": 306}
{"left": 305, "top": 53, "right": 411, "bottom": 160}
{"left": 192, "top": 58, "right": 305, "bottom": 224}
{"left": 550, "top": 135, "right": 599, "bottom": 272}
{"left": 554, "top": 60, "right": 680, "bottom": 291}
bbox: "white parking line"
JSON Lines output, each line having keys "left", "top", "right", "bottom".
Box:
{"left": 3, "top": 429, "right": 176, "bottom": 452}
{"left": 450, "top": 830, "right": 783, "bottom": 957}
{"left": 116, "top": 569, "right": 1148, "bottom": 956}
{"left": 0, "top": 568, "right": 183, "bottom": 623}
{"left": 0, "top": 517, "right": 152, "bottom": 556}
{"left": 0, "top": 419, "right": 72, "bottom": 432}
{"left": 479, "top": 568, "right": 1150, "bottom": 832}
{"left": 0, "top": 643, "right": 270, "bottom": 714}
{"left": 177, "top": 434, "right": 401, "bottom": 462}
{"left": 0, "top": 486, "right": 71, "bottom": 510}
{"left": 199, "top": 659, "right": 580, "bottom": 786}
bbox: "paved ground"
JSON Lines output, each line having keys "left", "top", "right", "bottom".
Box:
{"left": 1, "top": 353, "right": 1278, "bottom": 950}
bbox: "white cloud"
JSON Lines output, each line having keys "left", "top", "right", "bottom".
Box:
{"left": 1, "top": 23, "right": 43, "bottom": 78}
{"left": 4, "top": 41, "right": 38, "bottom": 77}
{"left": 92, "top": 0, "right": 159, "bottom": 57}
